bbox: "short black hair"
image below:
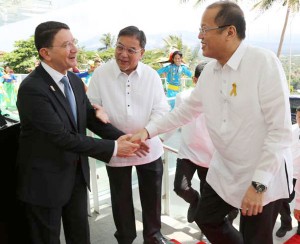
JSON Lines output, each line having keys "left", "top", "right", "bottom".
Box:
{"left": 194, "top": 62, "right": 207, "bottom": 78}
{"left": 35, "top": 21, "right": 70, "bottom": 59}
{"left": 207, "top": 1, "right": 246, "bottom": 40}
{"left": 117, "top": 26, "right": 146, "bottom": 49}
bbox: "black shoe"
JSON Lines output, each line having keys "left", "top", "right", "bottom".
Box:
{"left": 187, "top": 193, "right": 200, "bottom": 223}
{"left": 144, "top": 234, "right": 173, "bottom": 244}
{"left": 276, "top": 225, "right": 293, "bottom": 238}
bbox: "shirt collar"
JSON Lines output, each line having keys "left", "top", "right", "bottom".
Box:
{"left": 112, "top": 59, "right": 142, "bottom": 78}
{"left": 213, "top": 41, "right": 247, "bottom": 71}
{"left": 41, "top": 62, "right": 67, "bottom": 85}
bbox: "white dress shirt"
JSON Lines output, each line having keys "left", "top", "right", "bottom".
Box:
{"left": 87, "top": 59, "right": 170, "bottom": 167}
{"left": 146, "top": 42, "right": 293, "bottom": 208}
{"left": 293, "top": 124, "right": 300, "bottom": 209}
{"left": 41, "top": 62, "right": 69, "bottom": 94}
{"left": 176, "top": 89, "right": 214, "bottom": 168}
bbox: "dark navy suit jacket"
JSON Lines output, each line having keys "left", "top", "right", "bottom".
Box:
{"left": 16, "top": 65, "right": 123, "bottom": 207}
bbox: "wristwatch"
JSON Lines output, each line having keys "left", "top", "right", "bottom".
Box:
{"left": 252, "top": 181, "right": 267, "bottom": 193}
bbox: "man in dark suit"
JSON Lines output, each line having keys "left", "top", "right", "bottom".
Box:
{"left": 16, "top": 21, "right": 141, "bottom": 244}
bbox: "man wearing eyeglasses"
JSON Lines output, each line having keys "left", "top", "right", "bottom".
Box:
{"left": 87, "top": 26, "right": 171, "bottom": 244}
{"left": 16, "top": 21, "right": 142, "bottom": 244}
{"left": 131, "top": 2, "right": 292, "bottom": 244}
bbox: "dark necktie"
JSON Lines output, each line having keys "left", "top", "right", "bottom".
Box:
{"left": 60, "top": 76, "right": 77, "bottom": 123}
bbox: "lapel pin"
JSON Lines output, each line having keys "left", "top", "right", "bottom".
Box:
{"left": 50, "top": 85, "right": 56, "bottom": 91}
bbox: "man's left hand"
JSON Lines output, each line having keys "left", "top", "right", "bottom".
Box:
{"left": 93, "top": 103, "right": 110, "bottom": 124}
{"left": 241, "top": 185, "right": 264, "bottom": 216}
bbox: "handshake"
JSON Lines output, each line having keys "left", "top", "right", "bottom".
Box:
{"left": 116, "top": 131, "right": 149, "bottom": 158}
{"left": 93, "top": 104, "right": 150, "bottom": 158}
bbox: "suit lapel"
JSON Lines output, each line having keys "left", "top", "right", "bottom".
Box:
{"left": 37, "top": 66, "right": 77, "bottom": 130}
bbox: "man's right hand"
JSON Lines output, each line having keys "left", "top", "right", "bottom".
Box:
{"left": 130, "top": 129, "right": 149, "bottom": 144}
{"left": 116, "top": 134, "right": 140, "bottom": 157}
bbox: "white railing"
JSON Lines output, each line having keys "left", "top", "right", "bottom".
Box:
{"left": 87, "top": 130, "right": 100, "bottom": 214}
{"left": 89, "top": 155, "right": 100, "bottom": 214}
{"left": 87, "top": 129, "right": 179, "bottom": 216}
{"left": 161, "top": 144, "right": 178, "bottom": 215}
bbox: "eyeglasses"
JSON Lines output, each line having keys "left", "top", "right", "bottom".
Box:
{"left": 199, "top": 25, "right": 232, "bottom": 35}
{"left": 115, "top": 43, "right": 143, "bottom": 55}
{"left": 49, "top": 39, "right": 78, "bottom": 50}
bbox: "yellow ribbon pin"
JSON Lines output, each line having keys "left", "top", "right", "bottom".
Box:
{"left": 230, "top": 82, "right": 237, "bottom": 96}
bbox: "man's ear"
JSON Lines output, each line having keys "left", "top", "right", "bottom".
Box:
{"left": 139, "top": 49, "right": 145, "bottom": 60}
{"left": 39, "top": 48, "right": 50, "bottom": 61}
{"left": 227, "top": 25, "right": 237, "bottom": 39}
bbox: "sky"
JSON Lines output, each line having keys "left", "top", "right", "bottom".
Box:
{"left": 0, "top": 0, "right": 299, "bottom": 54}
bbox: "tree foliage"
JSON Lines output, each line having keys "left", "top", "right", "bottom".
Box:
{"left": 0, "top": 32, "right": 299, "bottom": 91}
{"left": 1, "top": 36, "right": 38, "bottom": 73}
{"left": 163, "top": 35, "right": 184, "bottom": 53}
{"left": 99, "top": 33, "right": 116, "bottom": 51}
{"left": 98, "top": 48, "right": 115, "bottom": 62}
{"left": 143, "top": 49, "right": 166, "bottom": 70}
{"left": 0, "top": 33, "right": 200, "bottom": 75}
{"left": 281, "top": 55, "right": 300, "bottom": 91}
{"left": 253, "top": 0, "right": 300, "bottom": 57}
{"left": 180, "top": 0, "right": 300, "bottom": 57}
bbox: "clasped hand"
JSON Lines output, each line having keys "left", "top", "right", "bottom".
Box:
{"left": 116, "top": 134, "right": 149, "bottom": 157}
{"left": 129, "top": 129, "right": 149, "bottom": 144}
{"left": 93, "top": 104, "right": 150, "bottom": 157}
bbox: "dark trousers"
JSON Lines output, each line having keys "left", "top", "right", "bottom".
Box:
{"left": 21, "top": 166, "right": 90, "bottom": 244}
{"left": 279, "top": 178, "right": 300, "bottom": 231}
{"left": 196, "top": 183, "right": 283, "bottom": 244}
{"left": 106, "top": 158, "right": 163, "bottom": 244}
{"left": 173, "top": 158, "right": 208, "bottom": 204}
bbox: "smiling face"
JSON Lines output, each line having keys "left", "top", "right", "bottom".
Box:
{"left": 40, "top": 29, "right": 78, "bottom": 74}
{"left": 115, "top": 35, "right": 144, "bottom": 75}
{"left": 198, "top": 7, "right": 230, "bottom": 64}
{"left": 198, "top": 4, "right": 244, "bottom": 66}
{"left": 173, "top": 54, "right": 182, "bottom": 66}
